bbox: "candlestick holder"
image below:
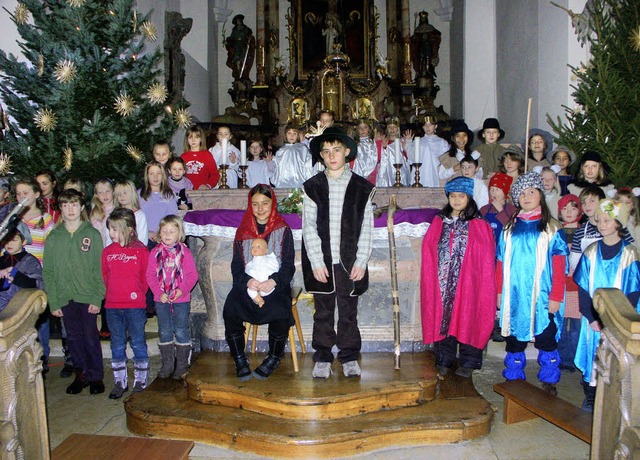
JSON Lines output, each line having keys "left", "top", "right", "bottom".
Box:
{"left": 393, "top": 163, "right": 403, "bottom": 188}
{"left": 239, "top": 165, "right": 249, "bottom": 189}
{"left": 218, "top": 164, "right": 230, "bottom": 190}
{"left": 411, "top": 163, "right": 423, "bottom": 187}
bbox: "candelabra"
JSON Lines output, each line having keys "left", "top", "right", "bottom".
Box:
{"left": 218, "top": 165, "right": 230, "bottom": 189}
{"left": 239, "top": 165, "right": 249, "bottom": 189}
{"left": 393, "top": 164, "right": 403, "bottom": 188}
{"left": 411, "top": 163, "right": 423, "bottom": 187}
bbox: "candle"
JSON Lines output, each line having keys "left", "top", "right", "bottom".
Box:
{"left": 355, "top": 99, "right": 359, "bottom": 118}
{"left": 394, "top": 139, "right": 401, "bottom": 164}
{"left": 414, "top": 137, "right": 420, "bottom": 164}
{"left": 240, "top": 140, "right": 247, "bottom": 165}
{"left": 221, "top": 138, "right": 228, "bottom": 165}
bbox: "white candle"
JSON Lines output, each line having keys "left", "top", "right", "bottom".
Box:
{"left": 414, "top": 137, "right": 420, "bottom": 164}
{"left": 240, "top": 140, "right": 247, "bottom": 165}
{"left": 221, "top": 138, "right": 228, "bottom": 165}
{"left": 394, "top": 139, "right": 401, "bottom": 164}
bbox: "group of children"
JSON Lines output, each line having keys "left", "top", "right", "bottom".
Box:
{"left": 0, "top": 164, "right": 198, "bottom": 400}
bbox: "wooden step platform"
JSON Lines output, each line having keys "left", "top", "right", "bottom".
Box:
{"left": 125, "top": 352, "right": 494, "bottom": 458}
{"left": 186, "top": 351, "right": 438, "bottom": 419}
{"left": 494, "top": 380, "right": 592, "bottom": 443}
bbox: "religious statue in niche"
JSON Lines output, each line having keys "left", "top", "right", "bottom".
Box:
{"left": 225, "top": 14, "right": 256, "bottom": 81}
{"left": 164, "top": 11, "right": 193, "bottom": 105}
{"left": 410, "top": 11, "right": 441, "bottom": 82}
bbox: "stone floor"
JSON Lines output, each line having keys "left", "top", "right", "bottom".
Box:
{"left": 45, "top": 320, "right": 590, "bottom": 459}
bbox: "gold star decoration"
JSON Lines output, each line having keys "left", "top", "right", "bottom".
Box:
{"left": 140, "top": 21, "right": 158, "bottom": 41}
{"left": 34, "top": 108, "right": 58, "bottom": 132}
{"left": 14, "top": 3, "right": 30, "bottom": 25}
{"left": 133, "top": 10, "right": 138, "bottom": 33}
{"left": 114, "top": 93, "right": 135, "bottom": 117}
{"left": 146, "top": 83, "right": 167, "bottom": 104}
{"left": 63, "top": 146, "right": 73, "bottom": 170}
{"left": 126, "top": 144, "right": 144, "bottom": 162}
{"left": 66, "top": 0, "right": 86, "bottom": 7}
{"left": 174, "top": 108, "right": 193, "bottom": 129}
{"left": 38, "top": 53, "right": 44, "bottom": 76}
{"left": 0, "top": 153, "right": 13, "bottom": 176}
{"left": 630, "top": 26, "right": 640, "bottom": 52}
{"left": 54, "top": 59, "right": 77, "bottom": 84}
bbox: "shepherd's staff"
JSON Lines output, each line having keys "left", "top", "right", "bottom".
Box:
{"left": 387, "top": 194, "right": 401, "bottom": 369}
{"left": 524, "top": 97, "right": 533, "bottom": 172}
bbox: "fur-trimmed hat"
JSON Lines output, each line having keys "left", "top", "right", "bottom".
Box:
{"left": 489, "top": 172, "right": 513, "bottom": 198}
{"left": 477, "top": 118, "right": 505, "bottom": 142}
{"left": 558, "top": 194, "right": 583, "bottom": 223}
{"left": 444, "top": 176, "right": 474, "bottom": 197}
{"left": 596, "top": 199, "right": 629, "bottom": 227}
{"left": 510, "top": 171, "right": 544, "bottom": 205}
{"left": 309, "top": 126, "right": 358, "bottom": 164}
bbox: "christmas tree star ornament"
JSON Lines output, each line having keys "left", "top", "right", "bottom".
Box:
{"left": 114, "top": 93, "right": 135, "bottom": 116}
{"left": 14, "top": 3, "right": 30, "bottom": 25}
{"left": 146, "top": 83, "right": 167, "bottom": 104}
{"left": 38, "top": 53, "right": 44, "bottom": 76}
{"left": 133, "top": 10, "right": 138, "bottom": 33}
{"left": 0, "top": 153, "right": 12, "bottom": 176}
{"left": 174, "top": 108, "right": 193, "bottom": 129}
{"left": 630, "top": 26, "right": 640, "bottom": 52}
{"left": 54, "top": 59, "right": 77, "bottom": 83}
{"left": 63, "top": 146, "right": 73, "bottom": 170}
{"left": 66, "top": 0, "right": 86, "bottom": 7}
{"left": 126, "top": 144, "right": 144, "bottom": 162}
{"left": 140, "top": 21, "right": 158, "bottom": 41}
{"left": 34, "top": 108, "right": 58, "bottom": 132}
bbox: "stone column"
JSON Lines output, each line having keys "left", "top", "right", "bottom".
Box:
{"left": 385, "top": 0, "right": 400, "bottom": 81}
{"left": 209, "top": 0, "right": 233, "bottom": 116}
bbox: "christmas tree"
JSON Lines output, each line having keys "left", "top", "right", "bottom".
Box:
{"left": 549, "top": 0, "right": 640, "bottom": 187}
{"left": 0, "top": 0, "right": 185, "bottom": 183}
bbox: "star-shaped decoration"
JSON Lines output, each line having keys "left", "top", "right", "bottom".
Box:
{"left": 146, "top": 83, "right": 167, "bottom": 104}
{"left": 66, "top": 0, "right": 86, "bottom": 7}
{"left": 140, "top": 21, "right": 158, "bottom": 41}
{"left": 126, "top": 144, "right": 144, "bottom": 162}
{"left": 114, "top": 93, "right": 135, "bottom": 117}
{"left": 34, "top": 108, "right": 58, "bottom": 132}
{"left": 0, "top": 153, "right": 13, "bottom": 176}
{"left": 14, "top": 3, "right": 30, "bottom": 25}
{"left": 174, "top": 108, "right": 193, "bottom": 129}
{"left": 63, "top": 146, "right": 73, "bottom": 170}
{"left": 54, "top": 59, "right": 77, "bottom": 84}
{"left": 630, "top": 26, "right": 640, "bottom": 52}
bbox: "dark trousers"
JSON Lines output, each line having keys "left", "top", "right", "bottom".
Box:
{"left": 434, "top": 335, "right": 484, "bottom": 369}
{"left": 223, "top": 308, "right": 290, "bottom": 341}
{"left": 312, "top": 264, "right": 361, "bottom": 364}
{"left": 557, "top": 317, "right": 580, "bottom": 369}
{"left": 505, "top": 313, "right": 558, "bottom": 353}
{"left": 62, "top": 301, "right": 104, "bottom": 381}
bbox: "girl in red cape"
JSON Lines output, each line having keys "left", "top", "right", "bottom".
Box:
{"left": 421, "top": 176, "right": 497, "bottom": 378}
{"left": 223, "top": 184, "right": 295, "bottom": 381}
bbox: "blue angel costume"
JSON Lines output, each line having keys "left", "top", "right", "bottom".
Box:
{"left": 497, "top": 217, "right": 569, "bottom": 383}
{"left": 573, "top": 240, "right": 640, "bottom": 383}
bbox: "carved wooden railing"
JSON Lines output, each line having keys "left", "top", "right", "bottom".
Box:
{"left": 592, "top": 288, "right": 640, "bottom": 459}
{"left": 0, "top": 289, "right": 49, "bottom": 460}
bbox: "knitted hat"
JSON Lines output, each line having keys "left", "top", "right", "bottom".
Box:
{"left": 477, "top": 118, "right": 505, "bottom": 142}
{"left": 558, "top": 194, "right": 583, "bottom": 223}
{"left": 596, "top": 199, "right": 629, "bottom": 227}
{"left": 444, "top": 176, "right": 474, "bottom": 197}
{"left": 510, "top": 171, "right": 544, "bottom": 205}
{"left": 489, "top": 172, "right": 513, "bottom": 197}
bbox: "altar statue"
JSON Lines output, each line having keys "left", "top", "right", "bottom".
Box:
{"left": 410, "top": 11, "right": 441, "bottom": 80}
{"left": 225, "top": 14, "right": 256, "bottom": 81}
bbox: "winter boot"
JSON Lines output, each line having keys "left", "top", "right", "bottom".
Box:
{"left": 66, "top": 370, "right": 89, "bottom": 394}
{"left": 537, "top": 349, "right": 561, "bottom": 395}
{"left": 226, "top": 334, "right": 252, "bottom": 381}
{"left": 502, "top": 351, "right": 527, "bottom": 381}
{"left": 172, "top": 343, "right": 192, "bottom": 380}
{"left": 253, "top": 334, "right": 287, "bottom": 380}
{"left": 132, "top": 359, "right": 149, "bottom": 393}
{"left": 60, "top": 338, "right": 74, "bottom": 378}
{"left": 581, "top": 380, "right": 596, "bottom": 413}
{"left": 109, "top": 361, "right": 129, "bottom": 399}
{"left": 157, "top": 342, "right": 175, "bottom": 379}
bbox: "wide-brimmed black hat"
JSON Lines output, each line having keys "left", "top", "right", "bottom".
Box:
{"left": 579, "top": 150, "right": 611, "bottom": 173}
{"left": 309, "top": 126, "right": 358, "bottom": 164}
{"left": 449, "top": 121, "right": 474, "bottom": 145}
{"left": 477, "top": 118, "right": 505, "bottom": 142}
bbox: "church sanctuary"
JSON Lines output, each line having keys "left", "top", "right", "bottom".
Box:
{"left": 1, "top": 0, "right": 639, "bottom": 459}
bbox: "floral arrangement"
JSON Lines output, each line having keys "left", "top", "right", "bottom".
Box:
{"left": 277, "top": 188, "right": 304, "bottom": 214}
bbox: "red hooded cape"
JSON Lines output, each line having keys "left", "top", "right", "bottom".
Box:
{"left": 420, "top": 216, "right": 497, "bottom": 349}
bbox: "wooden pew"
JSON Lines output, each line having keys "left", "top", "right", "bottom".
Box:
{"left": 493, "top": 380, "right": 592, "bottom": 443}
{"left": 51, "top": 434, "right": 194, "bottom": 460}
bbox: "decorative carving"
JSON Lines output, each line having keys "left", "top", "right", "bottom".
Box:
{"left": 164, "top": 12, "right": 193, "bottom": 106}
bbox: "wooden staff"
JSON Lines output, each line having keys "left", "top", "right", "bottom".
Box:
{"left": 524, "top": 97, "right": 533, "bottom": 172}
{"left": 387, "top": 195, "right": 401, "bottom": 369}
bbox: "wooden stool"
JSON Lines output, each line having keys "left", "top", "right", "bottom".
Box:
{"left": 245, "top": 290, "right": 306, "bottom": 372}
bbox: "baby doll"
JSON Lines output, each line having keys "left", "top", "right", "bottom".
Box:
{"left": 245, "top": 238, "right": 280, "bottom": 307}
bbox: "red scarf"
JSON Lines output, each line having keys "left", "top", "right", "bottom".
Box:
{"left": 234, "top": 185, "right": 289, "bottom": 241}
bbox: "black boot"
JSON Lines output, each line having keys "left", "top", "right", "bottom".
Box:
{"left": 226, "top": 334, "right": 252, "bottom": 381}
{"left": 253, "top": 334, "right": 287, "bottom": 380}
{"left": 581, "top": 380, "right": 596, "bottom": 413}
{"left": 60, "top": 338, "right": 74, "bottom": 378}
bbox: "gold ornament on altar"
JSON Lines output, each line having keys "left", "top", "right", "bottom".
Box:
{"left": 63, "top": 146, "right": 73, "bottom": 170}
{"left": 38, "top": 53, "right": 44, "bottom": 76}
{"left": 630, "top": 26, "right": 640, "bottom": 52}
{"left": 174, "top": 108, "right": 193, "bottom": 129}
{"left": 14, "top": 3, "right": 30, "bottom": 25}
{"left": 114, "top": 93, "right": 135, "bottom": 117}
{"left": 140, "top": 21, "right": 158, "bottom": 41}
{"left": 126, "top": 144, "right": 144, "bottom": 162}
{"left": 0, "top": 153, "right": 13, "bottom": 176}
{"left": 146, "top": 83, "right": 167, "bottom": 104}
{"left": 54, "top": 59, "right": 77, "bottom": 84}
{"left": 66, "top": 0, "right": 86, "bottom": 7}
{"left": 34, "top": 108, "right": 58, "bottom": 132}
